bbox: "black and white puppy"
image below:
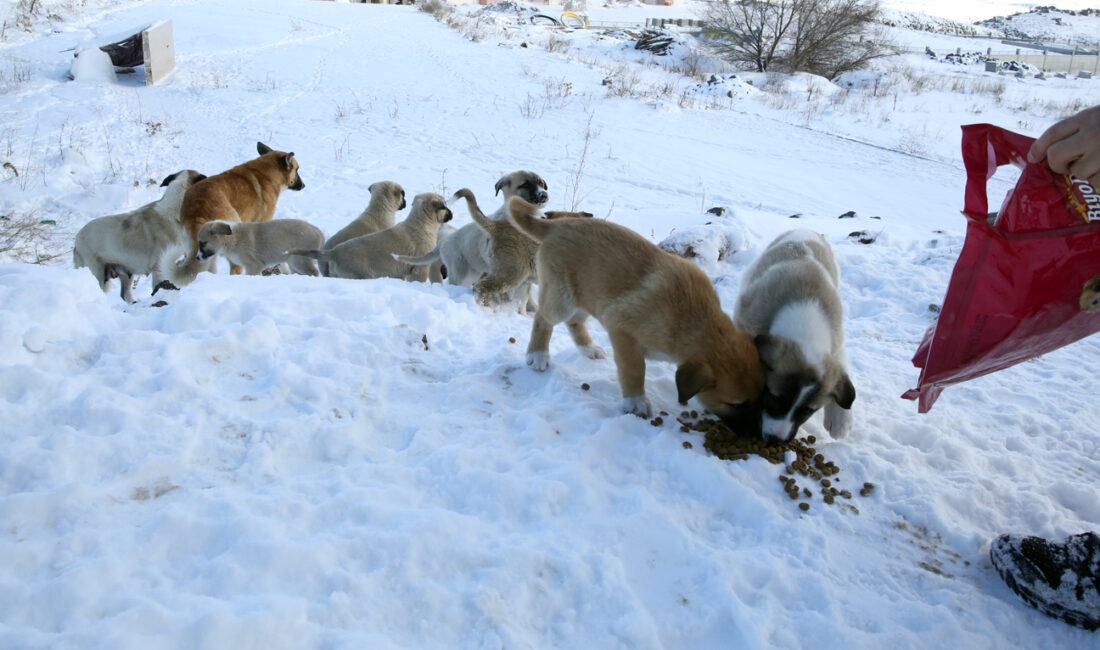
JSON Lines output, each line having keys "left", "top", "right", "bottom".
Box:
{"left": 734, "top": 229, "right": 855, "bottom": 445}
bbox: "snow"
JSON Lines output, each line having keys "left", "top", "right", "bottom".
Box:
{"left": 1, "top": 0, "right": 1099, "bottom": 648}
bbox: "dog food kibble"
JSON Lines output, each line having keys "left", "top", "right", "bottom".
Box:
{"left": 682, "top": 441, "right": 693, "bottom": 449}
{"left": 677, "top": 414, "right": 873, "bottom": 513}
{"left": 581, "top": 383, "right": 590, "bottom": 391}
{"left": 508, "top": 337, "right": 516, "bottom": 344}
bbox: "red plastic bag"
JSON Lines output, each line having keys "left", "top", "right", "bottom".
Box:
{"left": 903, "top": 123, "right": 1100, "bottom": 412}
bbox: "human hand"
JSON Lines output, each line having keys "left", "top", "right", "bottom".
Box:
{"left": 1028, "top": 104, "right": 1100, "bottom": 188}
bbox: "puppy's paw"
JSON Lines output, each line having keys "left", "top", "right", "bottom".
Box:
{"left": 578, "top": 344, "right": 607, "bottom": 360}
{"left": 621, "top": 395, "right": 653, "bottom": 419}
{"left": 526, "top": 351, "right": 550, "bottom": 371}
{"left": 823, "top": 404, "right": 852, "bottom": 439}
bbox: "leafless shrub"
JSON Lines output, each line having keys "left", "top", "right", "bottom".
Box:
{"left": 0, "top": 213, "right": 67, "bottom": 264}
{"left": 698, "top": 0, "right": 891, "bottom": 77}
{"left": 417, "top": 0, "right": 454, "bottom": 22}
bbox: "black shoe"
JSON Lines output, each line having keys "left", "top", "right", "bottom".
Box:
{"left": 990, "top": 532, "right": 1100, "bottom": 631}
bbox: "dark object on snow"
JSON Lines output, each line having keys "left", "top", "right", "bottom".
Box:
{"left": 99, "top": 31, "right": 144, "bottom": 68}
{"left": 848, "top": 230, "right": 876, "bottom": 244}
{"left": 707, "top": 206, "right": 726, "bottom": 216}
{"left": 530, "top": 14, "right": 560, "bottom": 26}
{"left": 635, "top": 29, "right": 675, "bottom": 56}
{"left": 151, "top": 279, "right": 178, "bottom": 295}
{"left": 838, "top": 210, "right": 857, "bottom": 219}
{"left": 990, "top": 532, "right": 1099, "bottom": 631}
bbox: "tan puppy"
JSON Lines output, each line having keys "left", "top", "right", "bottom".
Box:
{"left": 73, "top": 169, "right": 208, "bottom": 303}
{"left": 178, "top": 142, "right": 305, "bottom": 275}
{"left": 320, "top": 180, "right": 406, "bottom": 276}
{"left": 508, "top": 196, "right": 763, "bottom": 423}
{"left": 294, "top": 193, "right": 452, "bottom": 281}
{"left": 452, "top": 188, "right": 593, "bottom": 312}
{"left": 196, "top": 219, "right": 325, "bottom": 276}
{"left": 393, "top": 170, "right": 549, "bottom": 292}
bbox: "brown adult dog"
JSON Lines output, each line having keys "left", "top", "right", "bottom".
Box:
{"left": 178, "top": 142, "right": 305, "bottom": 275}
{"left": 507, "top": 196, "right": 763, "bottom": 425}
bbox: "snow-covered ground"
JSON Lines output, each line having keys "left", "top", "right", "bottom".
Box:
{"left": 1, "top": 0, "right": 1099, "bottom": 648}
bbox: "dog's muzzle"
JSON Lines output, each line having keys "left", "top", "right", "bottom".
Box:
{"left": 197, "top": 242, "right": 216, "bottom": 260}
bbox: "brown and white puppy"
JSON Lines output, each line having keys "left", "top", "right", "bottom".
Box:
{"left": 734, "top": 229, "right": 855, "bottom": 445}
{"left": 196, "top": 219, "right": 325, "bottom": 276}
{"left": 452, "top": 187, "right": 592, "bottom": 312}
{"left": 508, "top": 196, "right": 763, "bottom": 422}
{"left": 394, "top": 170, "right": 549, "bottom": 295}
{"left": 295, "top": 193, "right": 452, "bottom": 281}
{"left": 178, "top": 142, "right": 305, "bottom": 275}
{"left": 73, "top": 169, "right": 207, "bottom": 303}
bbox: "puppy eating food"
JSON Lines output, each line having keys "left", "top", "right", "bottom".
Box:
{"left": 507, "top": 196, "right": 763, "bottom": 423}
{"left": 734, "top": 229, "right": 855, "bottom": 445}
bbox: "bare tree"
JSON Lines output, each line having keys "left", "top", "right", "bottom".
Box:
{"left": 699, "top": 0, "right": 891, "bottom": 78}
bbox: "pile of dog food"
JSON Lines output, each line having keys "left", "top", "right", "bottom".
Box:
{"left": 671, "top": 411, "right": 873, "bottom": 513}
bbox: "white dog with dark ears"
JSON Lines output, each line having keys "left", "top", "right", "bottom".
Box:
{"left": 734, "top": 229, "right": 855, "bottom": 445}
{"left": 73, "top": 169, "right": 208, "bottom": 303}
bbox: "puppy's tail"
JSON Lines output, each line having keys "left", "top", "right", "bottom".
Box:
{"left": 286, "top": 248, "right": 326, "bottom": 261}
{"left": 506, "top": 196, "right": 553, "bottom": 243}
{"left": 392, "top": 248, "right": 440, "bottom": 267}
{"left": 453, "top": 188, "right": 492, "bottom": 230}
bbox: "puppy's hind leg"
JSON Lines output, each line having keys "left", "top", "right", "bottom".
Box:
{"left": 566, "top": 314, "right": 606, "bottom": 361}
{"left": 106, "top": 264, "right": 137, "bottom": 303}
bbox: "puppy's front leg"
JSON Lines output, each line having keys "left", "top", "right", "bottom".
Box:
{"left": 526, "top": 313, "right": 555, "bottom": 371}
{"left": 608, "top": 329, "right": 651, "bottom": 418}
{"left": 823, "top": 402, "right": 852, "bottom": 439}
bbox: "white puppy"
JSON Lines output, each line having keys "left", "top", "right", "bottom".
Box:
{"left": 196, "top": 218, "right": 325, "bottom": 276}
{"left": 734, "top": 229, "right": 855, "bottom": 444}
{"left": 73, "top": 169, "right": 208, "bottom": 302}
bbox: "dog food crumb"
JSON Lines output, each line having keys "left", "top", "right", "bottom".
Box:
{"left": 581, "top": 383, "right": 590, "bottom": 391}
{"left": 508, "top": 337, "right": 516, "bottom": 344}
{"left": 650, "top": 416, "right": 664, "bottom": 427}
{"left": 682, "top": 441, "right": 693, "bottom": 449}
{"left": 799, "top": 502, "right": 810, "bottom": 511}
{"left": 680, "top": 413, "right": 871, "bottom": 513}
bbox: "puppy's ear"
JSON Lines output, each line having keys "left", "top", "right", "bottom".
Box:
{"left": 257, "top": 142, "right": 273, "bottom": 155}
{"left": 494, "top": 177, "right": 508, "bottom": 196}
{"left": 676, "top": 361, "right": 715, "bottom": 405}
{"left": 753, "top": 334, "right": 782, "bottom": 370}
{"left": 536, "top": 175, "right": 548, "bottom": 190}
{"left": 161, "top": 172, "right": 178, "bottom": 187}
{"left": 832, "top": 372, "right": 856, "bottom": 409}
{"left": 281, "top": 153, "right": 296, "bottom": 171}
{"left": 193, "top": 173, "right": 207, "bottom": 183}
{"left": 209, "top": 221, "right": 233, "bottom": 236}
